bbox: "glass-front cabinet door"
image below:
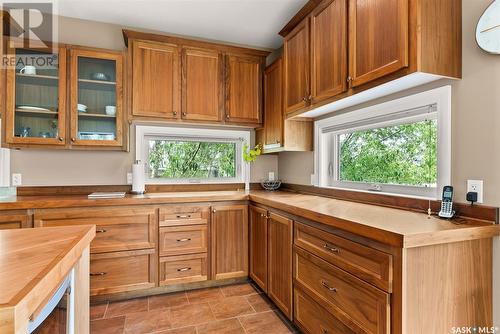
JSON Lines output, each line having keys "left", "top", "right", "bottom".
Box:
{"left": 5, "top": 46, "right": 67, "bottom": 145}
{"left": 69, "top": 48, "right": 123, "bottom": 147}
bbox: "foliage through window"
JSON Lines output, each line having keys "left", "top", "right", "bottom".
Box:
{"left": 338, "top": 119, "right": 437, "bottom": 187}
{"left": 148, "top": 139, "right": 236, "bottom": 180}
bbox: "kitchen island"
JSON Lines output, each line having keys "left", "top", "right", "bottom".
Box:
{"left": 0, "top": 225, "right": 95, "bottom": 333}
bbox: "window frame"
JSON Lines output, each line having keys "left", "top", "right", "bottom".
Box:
{"left": 0, "top": 120, "right": 10, "bottom": 187}
{"left": 314, "top": 86, "right": 451, "bottom": 199}
{"left": 136, "top": 125, "right": 250, "bottom": 184}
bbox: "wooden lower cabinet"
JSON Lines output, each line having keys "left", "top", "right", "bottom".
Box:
{"left": 295, "top": 288, "right": 354, "bottom": 334}
{"left": 211, "top": 204, "right": 248, "bottom": 280}
{"left": 90, "top": 249, "right": 157, "bottom": 296}
{"left": 268, "top": 212, "right": 293, "bottom": 320}
{"left": 159, "top": 253, "right": 208, "bottom": 286}
{"left": 0, "top": 211, "right": 30, "bottom": 229}
{"left": 249, "top": 205, "right": 268, "bottom": 292}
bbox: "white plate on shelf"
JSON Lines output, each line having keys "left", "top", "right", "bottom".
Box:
{"left": 17, "top": 106, "right": 51, "bottom": 111}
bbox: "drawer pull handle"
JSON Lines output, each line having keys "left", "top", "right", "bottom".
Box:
{"left": 96, "top": 229, "right": 107, "bottom": 233}
{"left": 176, "top": 238, "right": 191, "bottom": 242}
{"left": 90, "top": 272, "right": 107, "bottom": 276}
{"left": 176, "top": 214, "right": 192, "bottom": 219}
{"left": 177, "top": 267, "right": 191, "bottom": 272}
{"left": 321, "top": 280, "right": 337, "bottom": 292}
{"left": 323, "top": 243, "right": 340, "bottom": 254}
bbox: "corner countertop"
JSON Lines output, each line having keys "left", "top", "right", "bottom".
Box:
{"left": 0, "top": 225, "right": 95, "bottom": 332}
{"left": 0, "top": 190, "right": 497, "bottom": 248}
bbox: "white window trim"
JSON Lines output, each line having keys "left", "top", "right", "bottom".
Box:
{"left": 135, "top": 124, "right": 250, "bottom": 184}
{"left": 314, "top": 85, "right": 451, "bottom": 200}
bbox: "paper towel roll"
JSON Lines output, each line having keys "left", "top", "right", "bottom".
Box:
{"left": 132, "top": 161, "right": 145, "bottom": 194}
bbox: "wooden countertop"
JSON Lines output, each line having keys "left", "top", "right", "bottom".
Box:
{"left": 0, "top": 190, "right": 497, "bottom": 248}
{"left": 0, "top": 225, "right": 95, "bottom": 332}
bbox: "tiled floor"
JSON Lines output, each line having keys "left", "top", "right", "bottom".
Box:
{"left": 90, "top": 283, "right": 297, "bottom": 334}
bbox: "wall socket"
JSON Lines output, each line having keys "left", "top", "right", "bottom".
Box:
{"left": 467, "top": 180, "right": 483, "bottom": 203}
{"left": 12, "top": 173, "right": 22, "bottom": 186}
{"left": 127, "top": 172, "right": 133, "bottom": 185}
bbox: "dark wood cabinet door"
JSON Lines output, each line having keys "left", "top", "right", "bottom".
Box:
{"left": 132, "top": 40, "right": 180, "bottom": 118}
{"left": 349, "top": 0, "right": 408, "bottom": 87}
{"left": 268, "top": 212, "right": 293, "bottom": 320}
{"left": 211, "top": 204, "right": 249, "bottom": 280}
{"left": 263, "top": 58, "right": 284, "bottom": 148}
{"left": 284, "top": 18, "right": 310, "bottom": 116}
{"left": 182, "top": 47, "right": 223, "bottom": 121}
{"left": 225, "top": 55, "right": 262, "bottom": 124}
{"left": 311, "top": 0, "right": 348, "bottom": 103}
{"left": 249, "top": 205, "right": 268, "bottom": 292}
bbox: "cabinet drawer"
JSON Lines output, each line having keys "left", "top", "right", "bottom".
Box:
{"left": 295, "top": 222, "right": 392, "bottom": 292}
{"left": 90, "top": 249, "right": 157, "bottom": 296}
{"left": 159, "top": 253, "right": 208, "bottom": 286}
{"left": 294, "top": 247, "right": 390, "bottom": 334}
{"left": 159, "top": 205, "right": 210, "bottom": 227}
{"left": 159, "top": 225, "right": 208, "bottom": 256}
{"left": 294, "top": 288, "right": 355, "bottom": 334}
{"left": 34, "top": 207, "right": 157, "bottom": 253}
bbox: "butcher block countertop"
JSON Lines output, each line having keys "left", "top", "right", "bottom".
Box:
{"left": 0, "top": 190, "right": 498, "bottom": 248}
{"left": 0, "top": 225, "right": 95, "bottom": 333}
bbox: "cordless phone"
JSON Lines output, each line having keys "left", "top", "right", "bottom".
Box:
{"left": 438, "top": 186, "right": 455, "bottom": 218}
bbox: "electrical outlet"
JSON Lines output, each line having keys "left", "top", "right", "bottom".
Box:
{"left": 12, "top": 173, "right": 22, "bottom": 186}
{"left": 127, "top": 172, "right": 133, "bottom": 185}
{"left": 467, "top": 180, "right": 483, "bottom": 203}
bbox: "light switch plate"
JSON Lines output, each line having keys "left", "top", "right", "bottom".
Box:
{"left": 467, "top": 180, "right": 483, "bottom": 203}
{"left": 127, "top": 172, "right": 133, "bottom": 185}
{"left": 12, "top": 173, "right": 22, "bottom": 186}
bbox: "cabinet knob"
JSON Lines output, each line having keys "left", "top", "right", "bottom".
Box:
{"left": 347, "top": 76, "right": 352, "bottom": 83}
{"left": 225, "top": 114, "right": 230, "bottom": 120}
{"left": 302, "top": 96, "right": 308, "bottom": 102}
{"left": 212, "top": 209, "right": 216, "bottom": 213}
{"left": 172, "top": 111, "right": 177, "bottom": 116}
{"left": 182, "top": 112, "right": 187, "bottom": 117}
{"left": 71, "top": 138, "right": 76, "bottom": 142}
{"left": 58, "top": 137, "right": 64, "bottom": 142}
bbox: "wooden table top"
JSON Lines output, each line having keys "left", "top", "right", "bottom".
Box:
{"left": 0, "top": 225, "right": 95, "bottom": 308}
{"left": 0, "top": 190, "right": 497, "bottom": 248}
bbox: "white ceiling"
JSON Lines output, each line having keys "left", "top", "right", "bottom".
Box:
{"left": 53, "top": 0, "right": 307, "bottom": 49}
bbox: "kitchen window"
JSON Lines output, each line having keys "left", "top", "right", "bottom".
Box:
{"left": 314, "top": 86, "right": 451, "bottom": 199}
{"left": 136, "top": 125, "right": 250, "bottom": 184}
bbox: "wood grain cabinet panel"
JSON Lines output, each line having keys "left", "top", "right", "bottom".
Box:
{"left": 311, "top": 0, "right": 348, "bottom": 103}
{"left": 0, "top": 211, "right": 30, "bottom": 229}
{"left": 132, "top": 40, "right": 180, "bottom": 118}
{"left": 159, "top": 205, "right": 210, "bottom": 227}
{"left": 225, "top": 55, "right": 262, "bottom": 124}
{"left": 181, "top": 47, "right": 223, "bottom": 121}
{"left": 268, "top": 212, "right": 293, "bottom": 320}
{"left": 211, "top": 204, "right": 248, "bottom": 280}
{"left": 249, "top": 205, "right": 268, "bottom": 292}
{"left": 90, "top": 249, "right": 157, "bottom": 296}
{"left": 284, "top": 19, "right": 310, "bottom": 115}
{"left": 159, "top": 253, "right": 208, "bottom": 286}
{"left": 263, "top": 58, "right": 284, "bottom": 148}
{"left": 294, "top": 247, "right": 390, "bottom": 334}
{"left": 159, "top": 225, "right": 208, "bottom": 256}
{"left": 34, "top": 206, "right": 158, "bottom": 253}
{"left": 348, "top": 0, "right": 408, "bottom": 87}
{"left": 294, "top": 288, "right": 355, "bottom": 334}
{"left": 295, "top": 222, "right": 392, "bottom": 292}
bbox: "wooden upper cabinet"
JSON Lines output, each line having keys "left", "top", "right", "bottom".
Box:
{"left": 268, "top": 212, "right": 293, "bottom": 320}
{"left": 211, "top": 204, "right": 249, "bottom": 280}
{"left": 284, "top": 19, "right": 310, "bottom": 115}
{"left": 225, "top": 54, "right": 262, "bottom": 125}
{"left": 132, "top": 40, "right": 180, "bottom": 118}
{"left": 4, "top": 44, "right": 67, "bottom": 146}
{"left": 69, "top": 48, "right": 124, "bottom": 147}
{"left": 311, "top": 0, "right": 348, "bottom": 103}
{"left": 263, "top": 58, "right": 284, "bottom": 147}
{"left": 181, "top": 47, "right": 223, "bottom": 121}
{"left": 249, "top": 205, "right": 268, "bottom": 292}
{"left": 348, "top": 0, "right": 408, "bottom": 87}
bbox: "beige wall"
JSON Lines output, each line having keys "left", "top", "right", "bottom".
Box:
{"left": 278, "top": 0, "right": 500, "bottom": 324}
{"left": 8, "top": 16, "right": 278, "bottom": 185}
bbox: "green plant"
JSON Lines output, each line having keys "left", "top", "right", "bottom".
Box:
{"left": 242, "top": 143, "right": 262, "bottom": 163}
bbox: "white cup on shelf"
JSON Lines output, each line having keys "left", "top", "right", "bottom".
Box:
{"left": 20, "top": 66, "right": 36, "bottom": 75}
{"left": 105, "top": 106, "right": 116, "bottom": 116}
